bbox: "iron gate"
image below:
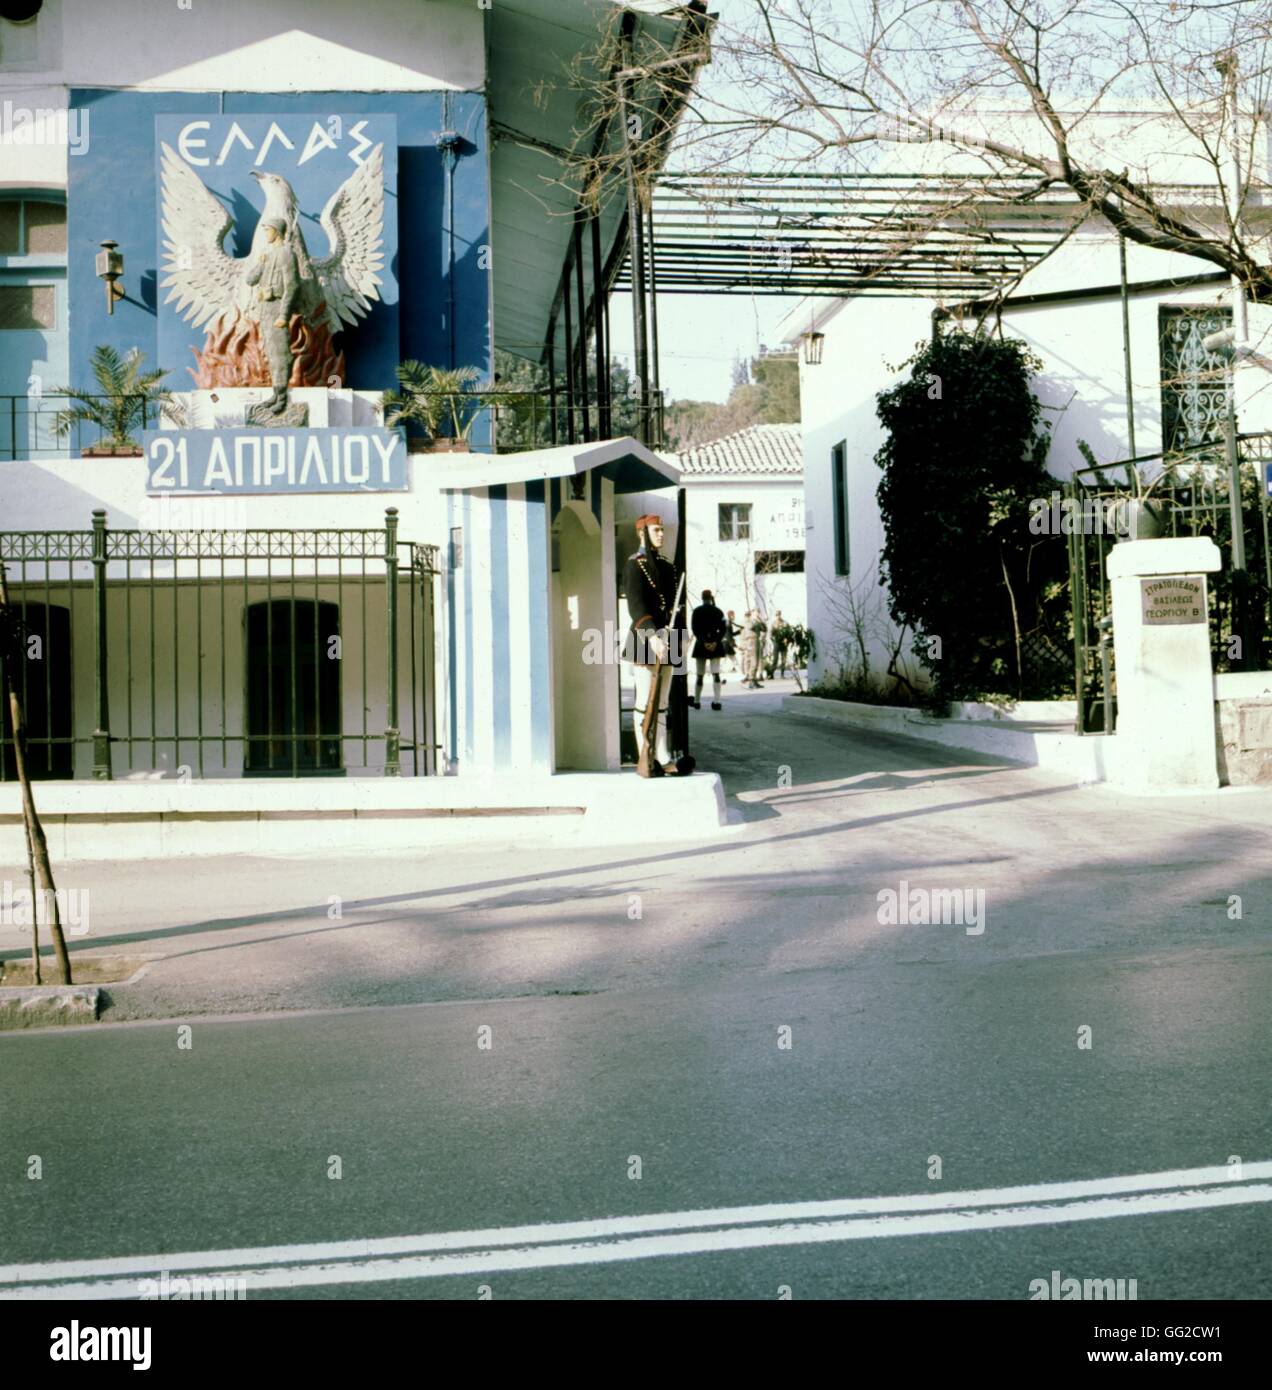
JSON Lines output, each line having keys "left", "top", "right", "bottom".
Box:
{"left": 0, "top": 511, "right": 440, "bottom": 779}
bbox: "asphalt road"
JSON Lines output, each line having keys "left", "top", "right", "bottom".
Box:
{"left": 2, "top": 686, "right": 1271, "bottom": 1299}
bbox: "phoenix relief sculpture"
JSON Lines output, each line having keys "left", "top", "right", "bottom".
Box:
{"left": 159, "top": 142, "right": 385, "bottom": 423}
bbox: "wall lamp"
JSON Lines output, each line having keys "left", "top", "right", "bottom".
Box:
{"left": 95, "top": 240, "right": 125, "bottom": 314}
{"left": 801, "top": 330, "right": 825, "bottom": 366}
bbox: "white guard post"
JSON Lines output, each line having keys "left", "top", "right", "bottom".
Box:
{"left": 1107, "top": 536, "right": 1222, "bottom": 791}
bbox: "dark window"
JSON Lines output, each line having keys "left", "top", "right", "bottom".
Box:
{"left": 832, "top": 441, "right": 849, "bottom": 575}
{"left": 245, "top": 600, "right": 342, "bottom": 774}
{"left": 1159, "top": 306, "right": 1233, "bottom": 454}
{"left": 1, "top": 603, "right": 72, "bottom": 780}
{"left": 718, "top": 503, "right": 752, "bottom": 541}
{"left": 0, "top": 284, "right": 54, "bottom": 330}
{"left": 756, "top": 550, "right": 805, "bottom": 574}
{"left": 0, "top": 198, "right": 65, "bottom": 255}
{"left": 0, "top": 201, "right": 19, "bottom": 253}
{"left": 23, "top": 201, "right": 65, "bottom": 254}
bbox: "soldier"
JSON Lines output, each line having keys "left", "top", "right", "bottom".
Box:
{"left": 623, "top": 514, "right": 692, "bottom": 778}
{"left": 245, "top": 217, "right": 301, "bottom": 417}
{"left": 690, "top": 588, "right": 728, "bottom": 710}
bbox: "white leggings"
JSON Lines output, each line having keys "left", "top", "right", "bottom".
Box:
{"left": 694, "top": 657, "right": 721, "bottom": 701}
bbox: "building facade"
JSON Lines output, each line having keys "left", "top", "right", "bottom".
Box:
{"left": 0, "top": 0, "right": 707, "bottom": 800}
{"left": 782, "top": 116, "right": 1272, "bottom": 692}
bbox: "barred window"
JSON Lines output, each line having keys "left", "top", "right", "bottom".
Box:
{"left": 1159, "top": 306, "right": 1233, "bottom": 454}
{"left": 755, "top": 550, "right": 805, "bottom": 574}
{"left": 718, "top": 503, "right": 751, "bottom": 541}
{"left": 245, "top": 600, "right": 342, "bottom": 775}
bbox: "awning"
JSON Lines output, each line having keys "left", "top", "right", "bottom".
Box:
{"left": 440, "top": 435, "right": 679, "bottom": 494}
{"left": 487, "top": 0, "right": 703, "bottom": 367}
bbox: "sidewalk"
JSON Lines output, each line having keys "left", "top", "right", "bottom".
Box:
{"left": 3, "top": 681, "right": 1270, "bottom": 1024}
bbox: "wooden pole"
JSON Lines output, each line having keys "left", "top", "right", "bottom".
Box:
{"left": 24, "top": 810, "right": 40, "bottom": 984}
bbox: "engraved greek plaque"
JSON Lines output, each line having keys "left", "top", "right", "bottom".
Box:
{"left": 1141, "top": 576, "right": 1206, "bottom": 625}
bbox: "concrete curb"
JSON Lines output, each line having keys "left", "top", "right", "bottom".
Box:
{"left": 783, "top": 694, "right": 1119, "bottom": 783}
{"left": 0, "top": 985, "right": 101, "bottom": 1030}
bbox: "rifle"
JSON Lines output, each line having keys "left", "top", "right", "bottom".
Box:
{"left": 640, "top": 568, "right": 687, "bottom": 769}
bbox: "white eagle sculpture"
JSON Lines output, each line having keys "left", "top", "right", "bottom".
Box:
{"left": 158, "top": 142, "right": 386, "bottom": 390}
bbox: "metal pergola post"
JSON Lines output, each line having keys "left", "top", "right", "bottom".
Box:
{"left": 562, "top": 253, "right": 576, "bottom": 446}
{"left": 619, "top": 25, "right": 650, "bottom": 446}
{"left": 591, "top": 212, "right": 609, "bottom": 438}
{"left": 573, "top": 218, "right": 591, "bottom": 442}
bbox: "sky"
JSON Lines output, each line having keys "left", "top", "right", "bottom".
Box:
{"left": 606, "top": 291, "right": 800, "bottom": 404}
{"left": 605, "top": 0, "right": 802, "bottom": 404}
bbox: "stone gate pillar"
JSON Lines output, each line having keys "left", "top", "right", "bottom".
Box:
{"left": 1107, "top": 536, "right": 1222, "bottom": 791}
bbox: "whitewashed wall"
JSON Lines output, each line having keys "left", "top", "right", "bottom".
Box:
{"left": 794, "top": 231, "right": 1272, "bottom": 689}
{"left": 2, "top": 0, "right": 483, "bottom": 93}
{"left": 614, "top": 477, "right": 807, "bottom": 627}
{"left": 0, "top": 453, "right": 451, "bottom": 778}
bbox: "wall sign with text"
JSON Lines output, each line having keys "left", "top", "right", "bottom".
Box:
{"left": 1140, "top": 576, "right": 1206, "bottom": 626}
{"left": 144, "top": 428, "right": 408, "bottom": 495}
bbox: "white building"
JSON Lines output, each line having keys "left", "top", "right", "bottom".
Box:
{"left": 676, "top": 423, "right": 805, "bottom": 629}
{"left": 779, "top": 107, "right": 1272, "bottom": 692}
{"left": 615, "top": 422, "right": 805, "bottom": 619}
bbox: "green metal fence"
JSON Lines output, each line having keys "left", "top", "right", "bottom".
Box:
{"left": 1067, "top": 430, "right": 1272, "bottom": 733}
{"left": 0, "top": 511, "right": 439, "bottom": 780}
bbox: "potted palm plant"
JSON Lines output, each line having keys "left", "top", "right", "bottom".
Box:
{"left": 52, "top": 346, "right": 186, "bottom": 457}
{"left": 382, "top": 362, "right": 486, "bottom": 453}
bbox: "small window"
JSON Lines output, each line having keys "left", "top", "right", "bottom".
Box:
{"left": 0, "top": 199, "right": 66, "bottom": 255}
{"left": 718, "top": 503, "right": 752, "bottom": 541}
{"left": 756, "top": 550, "right": 805, "bottom": 575}
{"left": 0, "top": 6, "right": 43, "bottom": 65}
{"left": 0, "top": 284, "right": 54, "bottom": 329}
{"left": 0, "top": 201, "right": 19, "bottom": 253}
{"left": 23, "top": 201, "right": 65, "bottom": 254}
{"left": 831, "top": 441, "right": 849, "bottom": 576}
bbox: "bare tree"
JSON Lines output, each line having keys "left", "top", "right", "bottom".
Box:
{"left": 564, "top": 1, "right": 1272, "bottom": 308}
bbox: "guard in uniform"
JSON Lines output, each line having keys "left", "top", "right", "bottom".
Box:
{"left": 623, "top": 514, "right": 691, "bottom": 778}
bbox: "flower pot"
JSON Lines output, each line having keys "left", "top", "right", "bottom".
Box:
{"left": 81, "top": 445, "right": 143, "bottom": 457}
{"left": 422, "top": 439, "right": 471, "bottom": 454}
{"left": 1112, "top": 496, "right": 1170, "bottom": 541}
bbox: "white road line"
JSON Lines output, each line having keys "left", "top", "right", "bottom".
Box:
{"left": 2, "top": 1162, "right": 1269, "bottom": 1298}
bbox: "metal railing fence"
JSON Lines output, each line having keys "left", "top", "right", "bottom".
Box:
{"left": 1067, "top": 430, "right": 1272, "bottom": 733}
{"left": 0, "top": 510, "right": 439, "bottom": 780}
{"left": 0, "top": 389, "right": 669, "bottom": 459}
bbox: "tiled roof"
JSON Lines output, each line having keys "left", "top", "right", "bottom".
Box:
{"left": 674, "top": 423, "right": 803, "bottom": 477}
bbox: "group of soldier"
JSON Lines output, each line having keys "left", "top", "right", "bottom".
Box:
{"left": 621, "top": 514, "right": 799, "bottom": 778}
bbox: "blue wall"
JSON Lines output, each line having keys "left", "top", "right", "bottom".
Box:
{"left": 67, "top": 90, "right": 490, "bottom": 393}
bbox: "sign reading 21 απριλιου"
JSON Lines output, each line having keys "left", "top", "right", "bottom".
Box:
{"left": 143, "top": 428, "right": 408, "bottom": 495}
